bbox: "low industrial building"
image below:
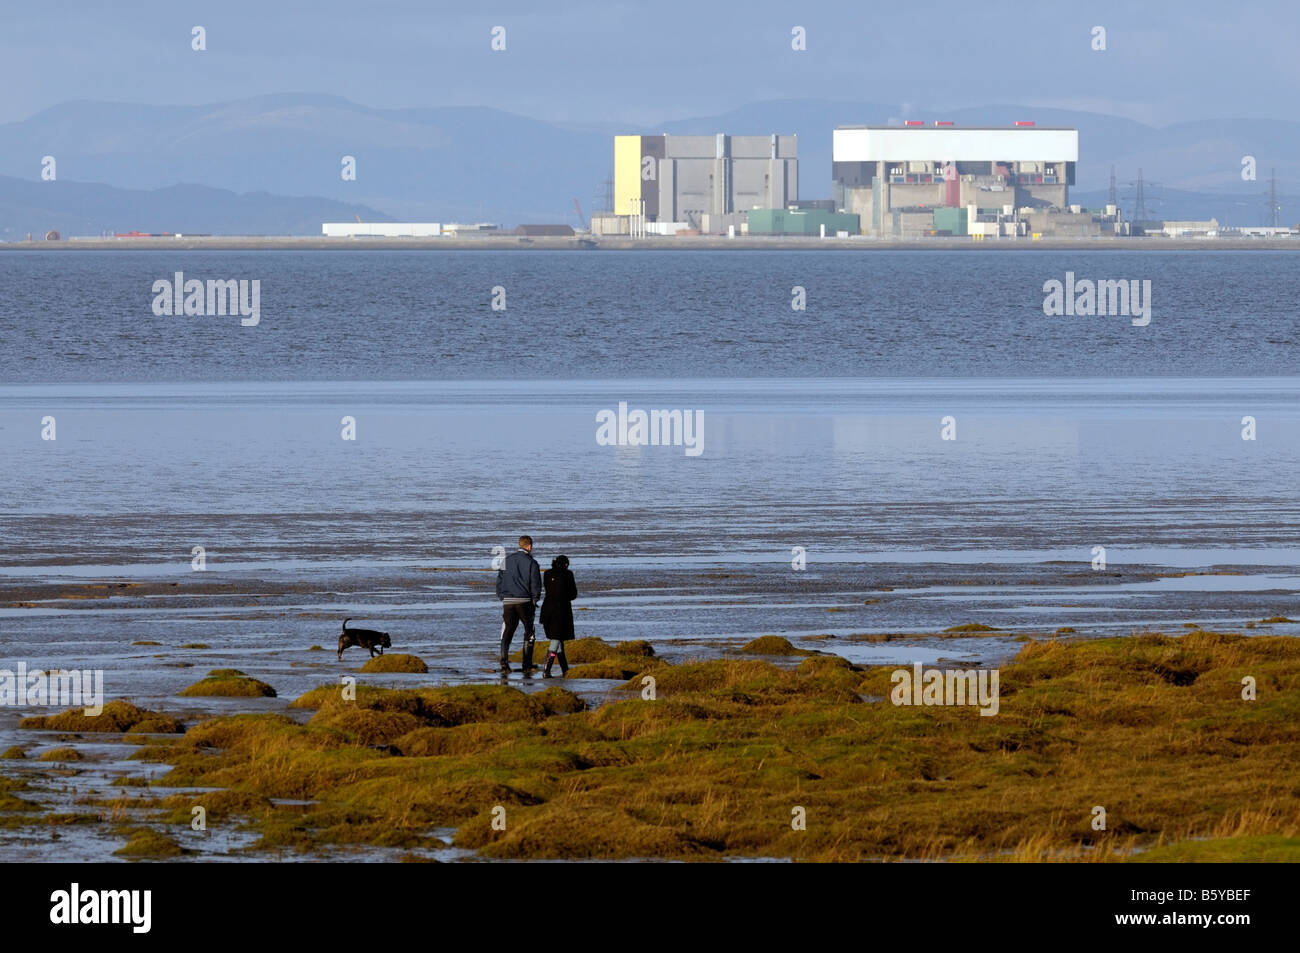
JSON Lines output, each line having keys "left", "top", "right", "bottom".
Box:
{"left": 590, "top": 214, "right": 628, "bottom": 237}
{"left": 1229, "top": 226, "right": 1295, "bottom": 237}
{"left": 515, "top": 224, "right": 575, "bottom": 237}
{"left": 1160, "top": 219, "right": 1220, "bottom": 238}
{"left": 747, "top": 208, "right": 859, "bottom": 236}
{"left": 322, "top": 222, "right": 440, "bottom": 237}
{"left": 832, "top": 124, "right": 1079, "bottom": 236}
{"left": 1023, "top": 207, "right": 1120, "bottom": 238}
{"left": 609, "top": 133, "right": 798, "bottom": 234}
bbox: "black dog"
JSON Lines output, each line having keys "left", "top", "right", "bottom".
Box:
{"left": 338, "top": 618, "right": 392, "bottom": 661}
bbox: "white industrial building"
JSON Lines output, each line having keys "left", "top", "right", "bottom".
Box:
{"left": 322, "top": 223, "right": 441, "bottom": 237}
{"left": 832, "top": 123, "right": 1079, "bottom": 235}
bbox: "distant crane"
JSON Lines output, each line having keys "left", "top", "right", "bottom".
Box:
{"left": 573, "top": 197, "right": 587, "bottom": 230}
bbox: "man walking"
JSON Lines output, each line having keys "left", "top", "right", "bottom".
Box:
{"left": 496, "top": 534, "right": 542, "bottom": 673}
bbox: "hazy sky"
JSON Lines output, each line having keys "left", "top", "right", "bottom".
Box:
{"left": 4, "top": 0, "right": 1297, "bottom": 126}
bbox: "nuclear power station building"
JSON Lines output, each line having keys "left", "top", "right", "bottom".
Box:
{"left": 832, "top": 123, "right": 1079, "bottom": 234}
{"left": 611, "top": 133, "right": 798, "bottom": 233}
{"left": 596, "top": 124, "right": 1094, "bottom": 239}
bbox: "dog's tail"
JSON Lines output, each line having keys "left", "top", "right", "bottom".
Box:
{"left": 342, "top": 618, "right": 351, "bottom": 632}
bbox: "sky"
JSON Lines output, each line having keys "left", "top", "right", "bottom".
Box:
{"left": 2, "top": 0, "right": 1298, "bottom": 126}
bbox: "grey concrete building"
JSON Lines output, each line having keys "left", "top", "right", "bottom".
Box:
{"left": 615, "top": 133, "right": 797, "bottom": 232}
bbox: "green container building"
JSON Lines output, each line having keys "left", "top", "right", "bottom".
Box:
{"left": 748, "top": 208, "right": 861, "bottom": 236}
{"left": 932, "top": 207, "right": 968, "bottom": 236}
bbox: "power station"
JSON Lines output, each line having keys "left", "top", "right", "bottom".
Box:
{"left": 832, "top": 123, "right": 1079, "bottom": 234}
{"left": 602, "top": 133, "right": 798, "bottom": 235}
{"left": 314, "top": 121, "right": 1288, "bottom": 242}
{"left": 592, "top": 122, "right": 1118, "bottom": 238}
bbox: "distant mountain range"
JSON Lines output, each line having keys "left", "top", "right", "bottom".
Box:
{"left": 0, "top": 94, "right": 1295, "bottom": 234}
{"left": 0, "top": 175, "right": 392, "bottom": 240}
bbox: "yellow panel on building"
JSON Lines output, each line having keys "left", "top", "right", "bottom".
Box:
{"left": 614, "top": 135, "right": 643, "bottom": 216}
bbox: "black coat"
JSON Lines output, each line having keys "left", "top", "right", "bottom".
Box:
{"left": 539, "top": 568, "right": 577, "bottom": 641}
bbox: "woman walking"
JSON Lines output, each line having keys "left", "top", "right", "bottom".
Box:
{"left": 539, "top": 554, "right": 578, "bottom": 677}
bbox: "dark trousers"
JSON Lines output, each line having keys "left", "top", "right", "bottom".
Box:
{"left": 500, "top": 601, "right": 536, "bottom": 668}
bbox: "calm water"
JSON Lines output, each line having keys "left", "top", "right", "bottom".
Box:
{"left": 1, "top": 249, "right": 1297, "bottom": 382}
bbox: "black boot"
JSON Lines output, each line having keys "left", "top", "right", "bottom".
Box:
{"left": 557, "top": 644, "right": 569, "bottom": 675}
{"left": 543, "top": 652, "right": 556, "bottom": 678}
{"left": 521, "top": 637, "right": 537, "bottom": 673}
{"left": 499, "top": 633, "right": 512, "bottom": 672}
